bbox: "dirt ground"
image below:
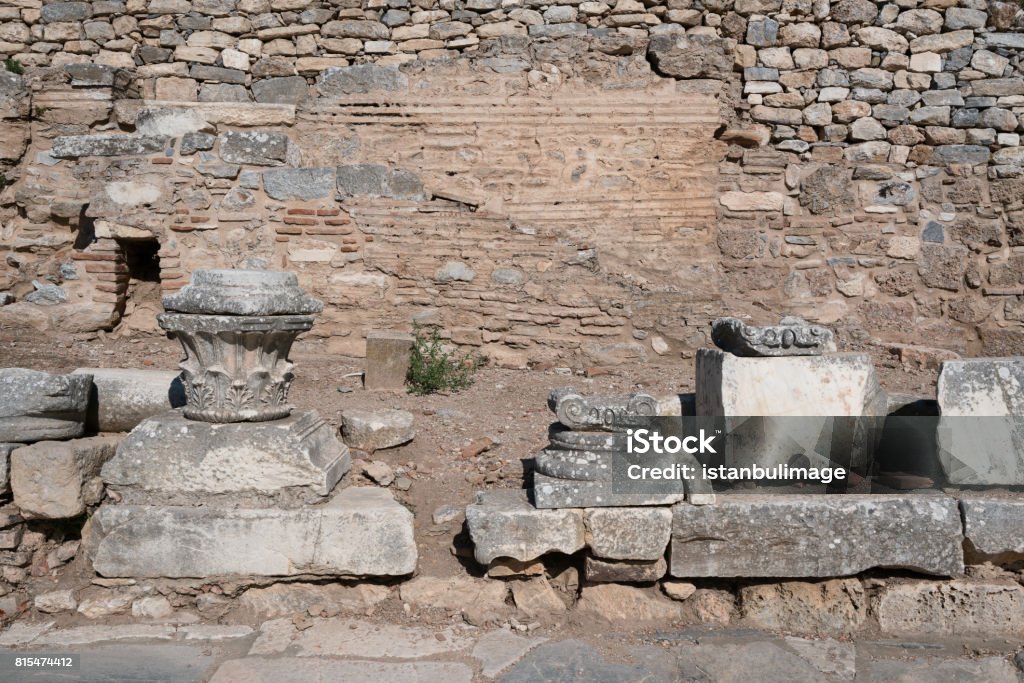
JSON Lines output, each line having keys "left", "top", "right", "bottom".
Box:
{"left": 0, "top": 328, "right": 937, "bottom": 581}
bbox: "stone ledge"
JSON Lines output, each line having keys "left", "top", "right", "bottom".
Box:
{"left": 113, "top": 100, "right": 296, "bottom": 127}
{"left": 89, "top": 486, "right": 416, "bottom": 578}
{"left": 670, "top": 494, "right": 964, "bottom": 578}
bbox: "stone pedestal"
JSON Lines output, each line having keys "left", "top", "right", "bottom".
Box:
{"left": 696, "top": 349, "right": 887, "bottom": 473}
{"left": 364, "top": 331, "right": 414, "bottom": 391}
{"left": 90, "top": 270, "right": 413, "bottom": 579}
{"left": 937, "top": 358, "right": 1024, "bottom": 485}
{"left": 101, "top": 410, "right": 349, "bottom": 497}
{"left": 89, "top": 487, "right": 415, "bottom": 578}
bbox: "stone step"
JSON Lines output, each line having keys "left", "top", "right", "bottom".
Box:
{"left": 89, "top": 487, "right": 416, "bottom": 579}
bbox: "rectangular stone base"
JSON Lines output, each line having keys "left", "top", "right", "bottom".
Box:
{"left": 532, "top": 473, "right": 686, "bottom": 509}
{"left": 89, "top": 487, "right": 416, "bottom": 578}
{"left": 101, "top": 409, "right": 350, "bottom": 497}
{"left": 670, "top": 494, "right": 963, "bottom": 578}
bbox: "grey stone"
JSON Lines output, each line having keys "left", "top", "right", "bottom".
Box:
{"left": 23, "top": 281, "right": 67, "bottom": 305}
{"left": 670, "top": 495, "right": 964, "bottom": 577}
{"left": 250, "top": 617, "right": 473, "bottom": 659}
{"left": 252, "top": 76, "right": 308, "bottom": 105}
{"left": 547, "top": 387, "right": 659, "bottom": 431}
{"left": 336, "top": 164, "right": 425, "bottom": 200}
{"left": 0, "top": 369, "right": 91, "bottom": 443}
{"left": 341, "top": 408, "right": 414, "bottom": 452}
{"left": 931, "top": 144, "right": 991, "bottom": 165}
{"left": 41, "top": 2, "right": 91, "bottom": 22}
{"left": 711, "top": 317, "right": 835, "bottom": 357}
{"left": 800, "top": 165, "right": 854, "bottom": 214}
{"left": 316, "top": 65, "right": 408, "bottom": 96}
{"left": 830, "top": 0, "right": 877, "bottom": 24}
{"left": 321, "top": 19, "right": 390, "bottom": 40}
{"left": 972, "top": 79, "right": 1024, "bottom": 97}
{"left": 937, "top": 358, "right": 1024, "bottom": 485}
{"left": 983, "top": 33, "right": 1024, "bottom": 50}
{"left": 466, "top": 489, "right": 585, "bottom": 564}
{"left": 500, "top": 639, "right": 676, "bottom": 683}
{"left": 584, "top": 556, "right": 668, "bottom": 583}
{"left": 34, "top": 589, "right": 78, "bottom": 614}
{"left": 101, "top": 410, "right": 349, "bottom": 497}
{"left": 190, "top": 65, "right": 246, "bottom": 85}
{"left": 90, "top": 487, "right": 416, "bottom": 578}
{"left": 922, "top": 221, "right": 944, "bottom": 242}
{"left": 584, "top": 507, "right": 671, "bottom": 561}
{"left": 263, "top": 167, "right": 334, "bottom": 200}
{"left": 961, "top": 497, "right": 1024, "bottom": 561}
{"left": 162, "top": 269, "right": 323, "bottom": 315}
{"left": 51, "top": 135, "right": 170, "bottom": 158}
{"left": 945, "top": 7, "right": 988, "bottom": 30}
{"left": 365, "top": 331, "right": 414, "bottom": 391}
{"left": 11, "top": 436, "right": 119, "bottom": 519}
{"left": 533, "top": 474, "right": 687, "bottom": 509}
{"left": 65, "top": 63, "right": 123, "bottom": 87}
{"left": 218, "top": 131, "right": 297, "bottom": 166}
{"left": 71, "top": 368, "right": 184, "bottom": 433}
{"left": 875, "top": 580, "right": 1024, "bottom": 637}
{"left": 180, "top": 132, "right": 215, "bottom": 155}
{"left": 647, "top": 34, "right": 732, "bottom": 79}
{"left": 196, "top": 160, "right": 240, "bottom": 178}
{"left": 210, "top": 658, "right": 472, "bottom": 683}
{"left": 746, "top": 18, "right": 779, "bottom": 47}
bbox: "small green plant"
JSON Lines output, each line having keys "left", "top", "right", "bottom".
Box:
{"left": 406, "top": 323, "right": 482, "bottom": 395}
{"left": 4, "top": 58, "right": 23, "bottom": 75}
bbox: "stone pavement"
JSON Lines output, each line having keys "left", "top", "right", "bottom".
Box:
{"left": 1, "top": 618, "right": 1022, "bottom": 682}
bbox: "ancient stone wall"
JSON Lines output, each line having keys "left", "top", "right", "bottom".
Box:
{"left": 0, "top": 0, "right": 1023, "bottom": 365}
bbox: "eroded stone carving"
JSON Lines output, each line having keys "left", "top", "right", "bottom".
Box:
{"left": 158, "top": 270, "right": 322, "bottom": 423}
{"left": 547, "top": 388, "right": 658, "bottom": 432}
{"left": 711, "top": 316, "right": 836, "bottom": 357}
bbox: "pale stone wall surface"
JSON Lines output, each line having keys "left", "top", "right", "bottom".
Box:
{"left": 0, "top": 0, "right": 1022, "bottom": 365}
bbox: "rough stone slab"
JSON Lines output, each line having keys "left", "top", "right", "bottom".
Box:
{"left": 340, "top": 409, "right": 414, "bottom": 452}
{"left": 211, "top": 658, "right": 473, "bottom": 683}
{"left": 90, "top": 487, "right": 416, "bottom": 578}
{"left": 72, "top": 368, "right": 184, "bottom": 433}
{"left": 937, "top": 358, "right": 1024, "bottom": 485}
{"left": 874, "top": 580, "right": 1024, "bottom": 637}
{"left": 364, "top": 330, "right": 414, "bottom": 391}
{"left": 533, "top": 473, "right": 686, "bottom": 509}
{"left": 472, "top": 630, "right": 546, "bottom": 679}
{"left": 218, "top": 131, "right": 298, "bottom": 166}
{"left": 11, "top": 435, "right": 119, "bottom": 519}
{"left": 740, "top": 579, "right": 866, "bottom": 636}
{"left": 101, "top": 410, "right": 349, "bottom": 497}
{"left": 696, "top": 349, "right": 886, "bottom": 470}
{"left": 234, "top": 582, "right": 389, "bottom": 621}
{"left": 670, "top": 495, "right": 964, "bottom": 578}
{"left": 466, "top": 489, "right": 585, "bottom": 564}
{"left": 262, "top": 167, "right": 334, "bottom": 200}
{"left": 398, "top": 575, "right": 508, "bottom": 612}
{"left": 315, "top": 64, "right": 408, "bottom": 96}
{"left": 584, "top": 556, "right": 668, "bottom": 583}
{"left": 51, "top": 135, "right": 170, "bottom": 158}
{"left": 584, "top": 507, "right": 672, "bottom": 561}
{"left": 250, "top": 617, "right": 474, "bottom": 658}
{"left": 574, "top": 583, "right": 684, "bottom": 622}
{"left": 0, "top": 368, "right": 92, "bottom": 443}
{"left": 961, "top": 496, "right": 1024, "bottom": 561}
{"left": 114, "top": 100, "right": 296, "bottom": 127}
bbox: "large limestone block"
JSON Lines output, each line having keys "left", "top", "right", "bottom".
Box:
{"left": 364, "top": 331, "right": 413, "bottom": 391}
{"left": 11, "top": 436, "right": 120, "bottom": 519}
{"left": 961, "top": 496, "right": 1024, "bottom": 561}
{"left": 72, "top": 368, "right": 185, "bottom": 433}
{"left": 340, "top": 409, "right": 414, "bottom": 452}
{"left": 670, "top": 495, "right": 963, "bottom": 578}
{"left": 936, "top": 358, "right": 1024, "bottom": 485}
{"left": 584, "top": 507, "right": 672, "bottom": 561}
{"left": 89, "top": 487, "right": 416, "bottom": 578}
{"left": 101, "top": 410, "right": 349, "bottom": 497}
{"left": 0, "top": 369, "right": 92, "bottom": 443}
{"left": 740, "top": 579, "right": 866, "bottom": 636}
{"left": 533, "top": 473, "right": 687, "bottom": 509}
{"left": 465, "top": 490, "right": 585, "bottom": 564}
{"left": 696, "top": 349, "right": 886, "bottom": 470}
{"left": 875, "top": 580, "right": 1024, "bottom": 637}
